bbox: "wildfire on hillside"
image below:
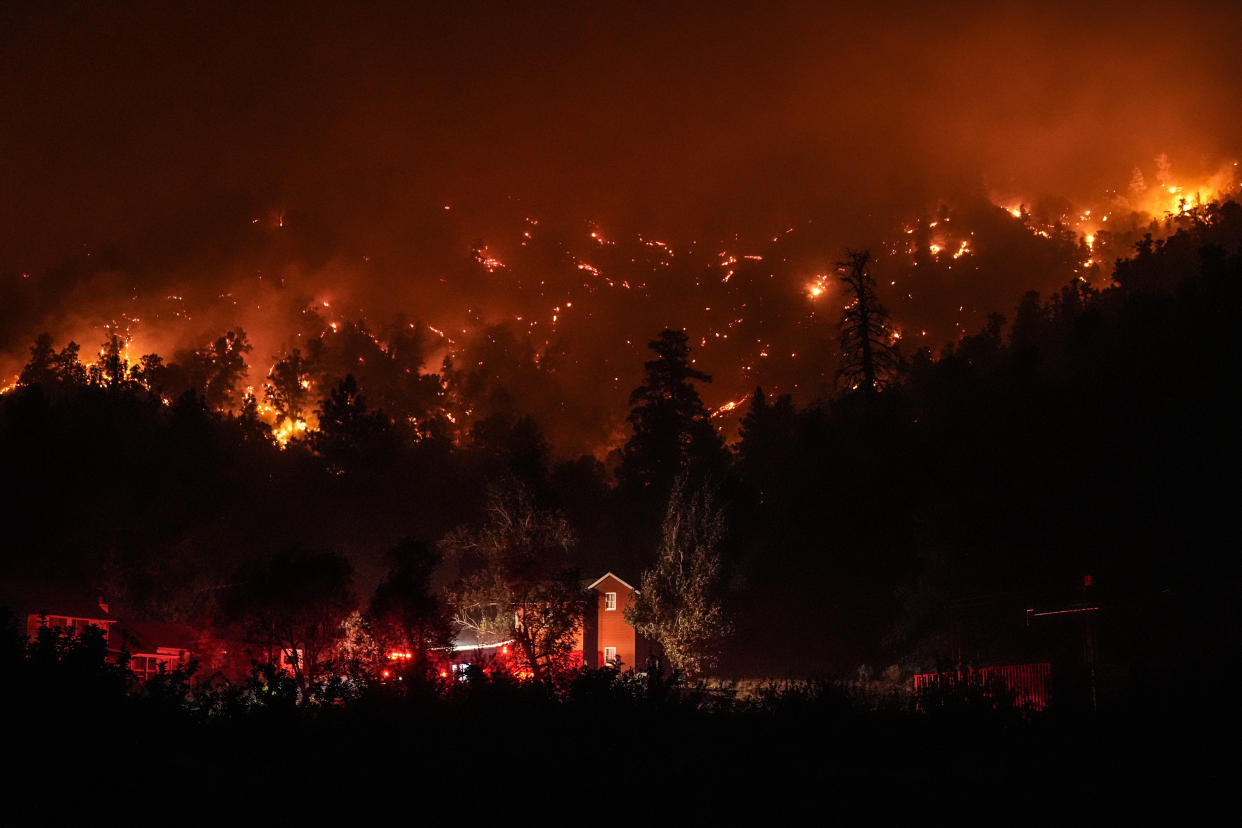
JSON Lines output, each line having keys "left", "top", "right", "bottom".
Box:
{"left": 4, "top": 157, "right": 1239, "bottom": 454}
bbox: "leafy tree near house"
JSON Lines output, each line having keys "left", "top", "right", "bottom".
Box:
{"left": 220, "top": 549, "right": 357, "bottom": 695}
{"left": 441, "top": 480, "right": 585, "bottom": 681}
{"left": 626, "top": 474, "right": 732, "bottom": 677}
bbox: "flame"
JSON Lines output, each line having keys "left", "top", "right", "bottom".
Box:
{"left": 273, "top": 418, "right": 309, "bottom": 447}
{"left": 711, "top": 396, "right": 750, "bottom": 418}
{"left": 806, "top": 271, "right": 832, "bottom": 299}
{"left": 991, "top": 156, "right": 1241, "bottom": 255}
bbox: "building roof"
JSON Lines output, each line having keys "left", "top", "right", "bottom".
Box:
{"left": 586, "top": 572, "right": 636, "bottom": 592}
{"left": 116, "top": 620, "right": 199, "bottom": 653}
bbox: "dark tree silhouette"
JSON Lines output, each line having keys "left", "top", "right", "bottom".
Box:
{"left": 736, "top": 386, "right": 798, "bottom": 502}
{"left": 221, "top": 549, "right": 357, "bottom": 694}
{"left": 233, "top": 390, "right": 273, "bottom": 444}
{"left": 468, "top": 411, "right": 552, "bottom": 495}
{"left": 369, "top": 539, "right": 455, "bottom": 672}
{"left": 616, "top": 329, "right": 728, "bottom": 574}
{"left": 196, "top": 328, "right": 252, "bottom": 410}
{"left": 130, "top": 353, "right": 169, "bottom": 396}
{"left": 18, "top": 334, "right": 58, "bottom": 387}
{"left": 311, "top": 374, "right": 394, "bottom": 468}
{"left": 836, "top": 249, "right": 899, "bottom": 394}
{"left": 619, "top": 328, "right": 727, "bottom": 500}
{"left": 18, "top": 334, "right": 86, "bottom": 388}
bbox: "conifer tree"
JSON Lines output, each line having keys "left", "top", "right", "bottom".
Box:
{"left": 619, "top": 328, "right": 726, "bottom": 500}
{"left": 836, "top": 249, "right": 899, "bottom": 394}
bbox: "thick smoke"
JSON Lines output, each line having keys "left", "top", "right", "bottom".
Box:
{"left": 3, "top": 2, "right": 1241, "bottom": 452}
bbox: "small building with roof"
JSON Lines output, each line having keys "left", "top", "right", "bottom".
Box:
{"left": 580, "top": 572, "right": 652, "bottom": 671}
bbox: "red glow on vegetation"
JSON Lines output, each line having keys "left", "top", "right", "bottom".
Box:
{"left": 914, "top": 663, "right": 1052, "bottom": 711}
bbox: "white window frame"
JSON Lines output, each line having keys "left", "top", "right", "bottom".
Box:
{"left": 604, "top": 592, "right": 617, "bottom": 611}
{"left": 604, "top": 646, "right": 617, "bottom": 665}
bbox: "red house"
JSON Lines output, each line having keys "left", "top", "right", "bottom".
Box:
{"left": 24, "top": 601, "right": 118, "bottom": 650}
{"left": 579, "top": 572, "right": 652, "bottom": 671}
{"left": 13, "top": 584, "right": 198, "bottom": 682}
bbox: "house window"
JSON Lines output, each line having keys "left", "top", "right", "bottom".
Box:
{"left": 604, "top": 646, "right": 617, "bottom": 665}
{"left": 131, "top": 656, "right": 155, "bottom": 682}
{"left": 130, "top": 654, "right": 179, "bottom": 682}
{"left": 604, "top": 592, "right": 617, "bottom": 611}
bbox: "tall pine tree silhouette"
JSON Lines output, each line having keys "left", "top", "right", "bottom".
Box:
{"left": 617, "top": 329, "right": 727, "bottom": 568}
{"left": 836, "top": 250, "right": 898, "bottom": 394}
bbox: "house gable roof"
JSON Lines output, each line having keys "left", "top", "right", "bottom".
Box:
{"left": 586, "top": 572, "right": 636, "bottom": 592}
{"left": 117, "top": 620, "right": 199, "bottom": 653}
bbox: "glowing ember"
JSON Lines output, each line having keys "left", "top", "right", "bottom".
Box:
{"left": 474, "top": 246, "right": 506, "bottom": 272}
{"left": 711, "top": 397, "right": 749, "bottom": 418}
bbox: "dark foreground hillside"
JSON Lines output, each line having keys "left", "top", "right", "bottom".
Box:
{"left": 5, "top": 624, "right": 1238, "bottom": 816}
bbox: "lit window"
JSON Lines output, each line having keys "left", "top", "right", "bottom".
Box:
{"left": 604, "top": 646, "right": 617, "bottom": 665}
{"left": 604, "top": 592, "right": 617, "bottom": 611}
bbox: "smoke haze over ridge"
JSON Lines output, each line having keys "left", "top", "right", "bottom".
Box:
{"left": 3, "top": 1, "right": 1241, "bottom": 452}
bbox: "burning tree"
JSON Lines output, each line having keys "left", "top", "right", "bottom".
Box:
{"left": 87, "top": 335, "right": 131, "bottom": 389}
{"left": 626, "top": 474, "right": 731, "bottom": 677}
{"left": 195, "top": 329, "right": 253, "bottom": 410}
{"left": 442, "top": 481, "right": 585, "bottom": 681}
{"left": 836, "top": 249, "right": 899, "bottom": 394}
{"left": 265, "top": 348, "right": 313, "bottom": 426}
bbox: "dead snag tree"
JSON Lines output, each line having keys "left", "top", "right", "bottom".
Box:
{"left": 836, "top": 249, "right": 899, "bottom": 394}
